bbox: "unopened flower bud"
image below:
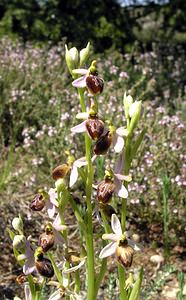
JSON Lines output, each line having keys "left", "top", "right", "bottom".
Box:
{"left": 52, "top": 164, "right": 70, "bottom": 181}
{"left": 85, "top": 115, "right": 104, "bottom": 140}
{"left": 30, "top": 194, "right": 45, "bottom": 211}
{"left": 97, "top": 179, "right": 115, "bottom": 204}
{"left": 15, "top": 273, "right": 27, "bottom": 285}
{"left": 55, "top": 178, "right": 65, "bottom": 193}
{"left": 12, "top": 216, "right": 24, "bottom": 234}
{"left": 13, "top": 235, "right": 26, "bottom": 249}
{"left": 39, "top": 227, "right": 55, "bottom": 252}
{"left": 65, "top": 45, "right": 79, "bottom": 76}
{"left": 94, "top": 131, "right": 112, "bottom": 155}
{"left": 128, "top": 101, "right": 142, "bottom": 135}
{"left": 123, "top": 92, "right": 133, "bottom": 119}
{"left": 86, "top": 75, "right": 104, "bottom": 95}
{"left": 79, "top": 42, "right": 90, "bottom": 67}
{"left": 116, "top": 238, "right": 134, "bottom": 268}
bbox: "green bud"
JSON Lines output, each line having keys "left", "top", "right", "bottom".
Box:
{"left": 65, "top": 45, "right": 79, "bottom": 76}
{"left": 79, "top": 42, "right": 90, "bottom": 67}
{"left": 55, "top": 178, "right": 66, "bottom": 193}
{"left": 12, "top": 216, "right": 24, "bottom": 234}
{"left": 123, "top": 92, "right": 133, "bottom": 119}
{"left": 13, "top": 234, "right": 26, "bottom": 249}
{"left": 17, "top": 254, "right": 26, "bottom": 261}
{"left": 128, "top": 101, "right": 142, "bottom": 135}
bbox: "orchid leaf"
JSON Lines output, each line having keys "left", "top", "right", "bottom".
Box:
{"left": 132, "top": 128, "right": 146, "bottom": 159}
{"left": 129, "top": 268, "right": 143, "bottom": 300}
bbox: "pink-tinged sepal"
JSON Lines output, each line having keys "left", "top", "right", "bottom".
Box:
{"left": 114, "top": 177, "right": 128, "bottom": 198}
{"left": 71, "top": 121, "right": 86, "bottom": 133}
{"left": 111, "top": 214, "right": 122, "bottom": 236}
{"left": 72, "top": 75, "right": 86, "bottom": 88}
{"left": 112, "top": 134, "right": 124, "bottom": 153}
{"left": 99, "top": 242, "right": 116, "bottom": 259}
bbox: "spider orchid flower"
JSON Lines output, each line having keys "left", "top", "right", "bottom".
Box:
{"left": 30, "top": 189, "right": 58, "bottom": 218}
{"left": 72, "top": 60, "right": 104, "bottom": 95}
{"left": 99, "top": 214, "right": 141, "bottom": 268}
{"left": 39, "top": 214, "right": 67, "bottom": 252}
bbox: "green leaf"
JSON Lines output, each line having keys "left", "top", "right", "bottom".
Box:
{"left": 7, "top": 228, "right": 16, "bottom": 241}
{"left": 131, "top": 128, "right": 146, "bottom": 159}
{"left": 129, "top": 268, "right": 143, "bottom": 300}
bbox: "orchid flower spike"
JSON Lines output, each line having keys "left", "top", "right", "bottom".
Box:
{"left": 99, "top": 214, "right": 141, "bottom": 268}
{"left": 72, "top": 60, "right": 104, "bottom": 95}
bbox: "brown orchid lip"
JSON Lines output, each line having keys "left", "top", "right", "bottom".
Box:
{"left": 30, "top": 194, "right": 45, "bottom": 211}
{"left": 86, "top": 74, "right": 104, "bottom": 95}
{"left": 94, "top": 131, "right": 112, "bottom": 155}
{"left": 38, "top": 232, "right": 55, "bottom": 252}
{"left": 97, "top": 179, "right": 115, "bottom": 204}
{"left": 85, "top": 116, "right": 104, "bottom": 140}
{"left": 35, "top": 257, "right": 54, "bottom": 278}
{"left": 115, "top": 244, "right": 134, "bottom": 268}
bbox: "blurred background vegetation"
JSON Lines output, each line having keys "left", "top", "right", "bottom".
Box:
{"left": 0, "top": 0, "right": 186, "bottom": 52}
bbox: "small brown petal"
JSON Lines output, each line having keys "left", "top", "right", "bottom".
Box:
{"left": 35, "top": 257, "right": 54, "bottom": 278}
{"left": 30, "top": 194, "right": 45, "bottom": 211}
{"left": 38, "top": 232, "right": 55, "bottom": 252}
{"left": 115, "top": 245, "right": 134, "bottom": 268}
{"left": 94, "top": 131, "right": 112, "bottom": 155}
{"left": 52, "top": 164, "right": 70, "bottom": 181}
{"left": 86, "top": 75, "right": 104, "bottom": 95}
{"left": 85, "top": 116, "right": 104, "bottom": 140}
{"left": 15, "top": 273, "right": 27, "bottom": 285}
{"left": 97, "top": 179, "right": 115, "bottom": 204}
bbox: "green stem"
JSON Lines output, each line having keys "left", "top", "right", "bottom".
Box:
{"left": 118, "top": 135, "right": 132, "bottom": 300}
{"left": 27, "top": 275, "right": 36, "bottom": 298}
{"left": 74, "top": 270, "right": 81, "bottom": 294}
{"left": 78, "top": 88, "right": 86, "bottom": 112}
{"left": 118, "top": 265, "right": 128, "bottom": 299}
{"left": 95, "top": 258, "right": 107, "bottom": 296}
{"left": 47, "top": 252, "right": 63, "bottom": 284}
{"left": 78, "top": 89, "right": 95, "bottom": 300}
